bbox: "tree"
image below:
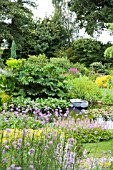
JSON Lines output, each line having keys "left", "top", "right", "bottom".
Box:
{"left": 0, "top": 0, "right": 37, "bottom": 49}
{"left": 31, "top": 16, "right": 70, "bottom": 58}
{"left": 70, "top": 38, "right": 112, "bottom": 66}
{"left": 52, "top": 0, "right": 78, "bottom": 45}
{"left": 104, "top": 46, "right": 113, "bottom": 58}
{"left": 53, "top": 0, "right": 113, "bottom": 36}
{"left": 11, "top": 40, "right": 17, "bottom": 59}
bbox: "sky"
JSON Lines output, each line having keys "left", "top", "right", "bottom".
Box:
{"left": 33, "top": 0, "right": 54, "bottom": 19}
{"left": 33, "top": 0, "right": 113, "bottom": 43}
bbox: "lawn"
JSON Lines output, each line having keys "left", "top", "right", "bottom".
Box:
{"left": 84, "top": 139, "right": 113, "bottom": 158}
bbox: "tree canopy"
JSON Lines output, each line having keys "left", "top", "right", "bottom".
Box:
{"left": 0, "top": 0, "right": 36, "bottom": 48}
{"left": 53, "top": 0, "right": 113, "bottom": 36}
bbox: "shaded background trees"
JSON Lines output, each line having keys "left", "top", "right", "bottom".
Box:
{"left": 1, "top": 0, "right": 113, "bottom": 66}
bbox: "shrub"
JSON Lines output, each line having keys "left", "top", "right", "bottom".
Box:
{"left": 6, "top": 58, "right": 23, "bottom": 69}
{"left": 66, "top": 76, "right": 102, "bottom": 103}
{"left": 71, "top": 38, "right": 111, "bottom": 66}
{"left": 89, "top": 62, "right": 106, "bottom": 73}
{"left": 28, "top": 54, "right": 48, "bottom": 67}
{"left": 70, "top": 127, "right": 112, "bottom": 143}
{"left": 0, "top": 91, "right": 10, "bottom": 106}
{"left": 72, "top": 62, "right": 89, "bottom": 75}
{"left": 2, "top": 57, "right": 68, "bottom": 99}
{"left": 95, "top": 75, "right": 112, "bottom": 88}
{"left": 11, "top": 40, "right": 17, "bottom": 58}
{"left": 50, "top": 57, "right": 71, "bottom": 73}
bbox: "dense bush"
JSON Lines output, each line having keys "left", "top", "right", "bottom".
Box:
{"left": 70, "top": 38, "right": 112, "bottom": 66}
{"left": 0, "top": 91, "right": 10, "bottom": 106}
{"left": 6, "top": 58, "right": 23, "bottom": 69}
{"left": 70, "top": 127, "right": 112, "bottom": 143}
{"left": 72, "top": 62, "right": 89, "bottom": 75}
{"left": 1, "top": 55, "right": 68, "bottom": 99}
{"left": 89, "top": 62, "right": 107, "bottom": 74}
{"left": 66, "top": 76, "right": 102, "bottom": 103}
{"left": 95, "top": 75, "right": 112, "bottom": 88}
{"left": 50, "top": 57, "right": 71, "bottom": 73}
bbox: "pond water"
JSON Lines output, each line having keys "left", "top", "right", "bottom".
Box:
{"left": 89, "top": 104, "right": 113, "bottom": 129}
{"left": 71, "top": 103, "right": 113, "bottom": 129}
{"left": 94, "top": 117, "right": 113, "bottom": 129}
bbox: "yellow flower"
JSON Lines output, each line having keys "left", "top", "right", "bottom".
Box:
{"left": 0, "top": 129, "right": 43, "bottom": 144}
{"left": 103, "top": 162, "right": 111, "bottom": 166}
{"left": 95, "top": 75, "right": 112, "bottom": 88}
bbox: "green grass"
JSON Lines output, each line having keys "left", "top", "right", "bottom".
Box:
{"left": 84, "top": 139, "right": 113, "bottom": 158}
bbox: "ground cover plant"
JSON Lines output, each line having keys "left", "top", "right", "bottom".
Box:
{"left": 1, "top": 100, "right": 113, "bottom": 169}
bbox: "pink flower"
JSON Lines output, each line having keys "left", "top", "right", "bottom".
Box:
{"left": 28, "top": 148, "right": 35, "bottom": 155}
{"left": 2, "top": 158, "right": 7, "bottom": 163}
{"left": 48, "top": 141, "right": 53, "bottom": 145}
{"left": 68, "top": 68, "right": 78, "bottom": 74}
{"left": 5, "top": 145, "right": 9, "bottom": 150}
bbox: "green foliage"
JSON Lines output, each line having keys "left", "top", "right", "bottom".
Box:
{"left": 0, "top": 111, "right": 43, "bottom": 129}
{"left": 32, "top": 16, "right": 70, "bottom": 58}
{"left": 3, "top": 57, "right": 68, "bottom": 99}
{"left": 11, "top": 40, "right": 17, "bottom": 58}
{"left": 68, "top": 0, "right": 113, "bottom": 35}
{"left": 101, "top": 90, "right": 113, "bottom": 105}
{"left": 50, "top": 57, "right": 71, "bottom": 72}
{"left": 0, "top": 56, "right": 4, "bottom": 68}
{"left": 72, "top": 62, "right": 89, "bottom": 75}
{"left": 0, "top": 91, "right": 10, "bottom": 106}
{"left": 104, "top": 46, "right": 113, "bottom": 58}
{"left": 89, "top": 62, "right": 107, "bottom": 73}
{"left": 70, "top": 127, "right": 112, "bottom": 143}
{"left": 6, "top": 58, "right": 23, "bottom": 69}
{"left": 9, "top": 96, "right": 70, "bottom": 112}
{"left": 28, "top": 54, "right": 48, "bottom": 67}
{"left": 0, "top": 0, "right": 37, "bottom": 60}
{"left": 66, "top": 76, "right": 102, "bottom": 103}
{"left": 71, "top": 38, "right": 112, "bottom": 66}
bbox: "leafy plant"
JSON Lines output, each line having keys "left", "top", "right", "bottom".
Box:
{"left": 0, "top": 111, "right": 43, "bottom": 129}
{"left": 71, "top": 38, "right": 111, "bottom": 66}
{"left": 104, "top": 46, "right": 113, "bottom": 58}
{"left": 0, "top": 91, "right": 10, "bottom": 106}
{"left": 90, "top": 62, "right": 107, "bottom": 73}
{"left": 69, "top": 127, "right": 112, "bottom": 143}
{"left": 50, "top": 57, "right": 71, "bottom": 73}
{"left": 28, "top": 54, "right": 48, "bottom": 67}
{"left": 66, "top": 76, "right": 102, "bottom": 103}
{"left": 3, "top": 96, "right": 70, "bottom": 122}
{"left": 1, "top": 55, "right": 69, "bottom": 99}
{"left": 6, "top": 58, "right": 23, "bottom": 69}
{"left": 72, "top": 62, "right": 89, "bottom": 75}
